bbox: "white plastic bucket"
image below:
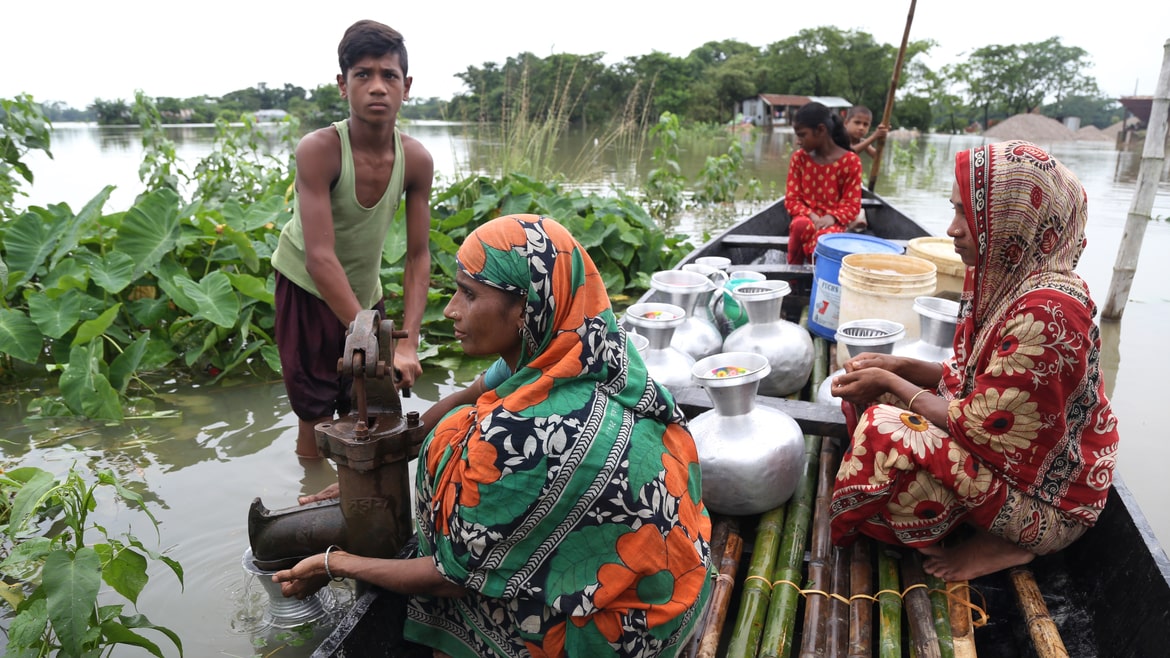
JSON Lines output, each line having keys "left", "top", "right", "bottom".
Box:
{"left": 837, "top": 253, "right": 937, "bottom": 368}
{"left": 907, "top": 237, "right": 966, "bottom": 300}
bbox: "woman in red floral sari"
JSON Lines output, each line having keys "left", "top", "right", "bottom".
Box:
{"left": 276, "top": 215, "right": 712, "bottom": 657}
{"left": 828, "top": 141, "right": 1119, "bottom": 581}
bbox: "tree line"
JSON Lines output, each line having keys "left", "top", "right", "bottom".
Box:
{"left": 41, "top": 28, "right": 1122, "bottom": 132}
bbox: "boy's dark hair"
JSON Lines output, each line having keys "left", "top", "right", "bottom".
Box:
{"left": 846, "top": 105, "right": 873, "bottom": 120}
{"left": 795, "top": 102, "right": 852, "bottom": 151}
{"left": 338, "top": 20, "right": 408, "bottom": 77}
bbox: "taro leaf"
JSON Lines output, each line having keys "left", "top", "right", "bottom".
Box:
{"left": 109, "top": 332, "right": 150, "bottom": 393}
{"left": 500, "top": 192, "right": 534, "bottom": 217}
{"left": 42, "top": 257, "right": 90, "bottom": 293}
{"left": 429, "top": 229, "right": 459, "bottom": 256}
{"left": 59, "top": 343, "right": 123, "bottom": 421}
{"left": 44, "top": 546, "right": 102, "bottom": 657}
{"left": 85, "top": 251, "right": 137, "bottom": 295}
{"left": 261, "top": 344, "right": 282, "bottom": 373}
{"left": 220, "top": 223, "right": 260, "bottom": 272}
{"left": 49, "top": 185, "right": 114, "bottom": 271}
{"left": 0, "top": 308, "right": 44, "bottom": 363}
{"left": 94, "top": 543, "right": 148, "bottom": 605}
{"left": 153, "top": 256, "right": 196, "bottom": 313}
{"left": 28, "top": 290, "right": 82, "bottom": 339}
{"left": 8, "top": 467, "right": 56, "bottom": 535}
{"left": 114, "top": 188, "right": 181, "bottom": 278}
{"left": 383, "top": 218, "right": 408, "bottom": 265}
{"left": 0, "top": 254, "right": 9, "bottom": 294}
{"left": 174, "top": 271, "right": 239, "bottom": 328}
{"left": 7, "top": 595, "right": 49, "bottom": 650}
{"left": 72, "top": 303, "right": 122, "bottom": 347}
{"left": 2, "top": 208, "right": 56, "bottom": 286}
{"left": 224, "top": 194, "right": 288, "bottom": 232}
{"left": 226, "top": 272, "right": 273, "bottom": 305}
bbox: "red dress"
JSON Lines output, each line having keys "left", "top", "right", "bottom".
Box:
{"left": 784, "top": 149, "right": 862, "bottom": 265}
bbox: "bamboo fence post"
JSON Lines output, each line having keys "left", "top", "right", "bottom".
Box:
{"left": 866, "top": 0, "right": 917, "bottom": 191}
{"left": 846, "top": 538, "right": 873, "bottom": 658}
{"left": 1103, "top": 38, "right": 1170, "bottom": 319}
{"left": 698, "top": 519, "right": 745, "bottom": 658}
{"left": 759, "top": 433, "right": 823, "bottom": 658}
{"left": 877, "top": 547, "right": 902, "bottom": 658}
{"left": 1010, "top": 568, "right": 1069, "bottom": 658}
{"left": 828, "top": 545, "right": 851, "bottom": 657}
{"left": 687, "top": 518, "right": 734, "bottom": 658}
{"left": 798, "top": 433, "right": 842, "bottom": 658}
{"left": 947, "top": 580, "right": 977, "bottom": 658}
{"left": 727, "top": 506, "right": 788, "bottom": 658}
{"left": 924, "top": 572, "right": 955, "bottom": 658}
{"left": 899, "top": 552, "right": 941, "bottom": 658}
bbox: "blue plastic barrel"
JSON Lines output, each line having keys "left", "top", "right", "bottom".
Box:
{"left": 807, "top": 234, "right": 903, "bottom": 340}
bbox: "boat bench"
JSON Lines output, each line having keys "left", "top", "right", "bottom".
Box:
{"left": 672, "top": 386, "right": 849, "bottom": 439}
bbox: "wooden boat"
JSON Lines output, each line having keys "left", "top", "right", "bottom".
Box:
{"left": 312, "top": 194, "right": 1170, "bottom": 658}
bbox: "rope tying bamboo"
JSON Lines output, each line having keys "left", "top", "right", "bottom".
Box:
{"left": 741, "top": 574, "right": 989, "bottom": 626}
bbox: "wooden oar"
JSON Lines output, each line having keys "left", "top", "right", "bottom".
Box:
{"left": 866, "top": 0, "right": 918, "bottom": 191}
{"left": 698, "top": 518, "right": 745, "bottom": 658}
{"left": 1010, "top": 567, "right": 1069, "bottom": 658}
{"left": 727, "top": 505, "right": 787, "bottom": 658}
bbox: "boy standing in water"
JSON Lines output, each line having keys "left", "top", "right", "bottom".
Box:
{"left": 844, "top": 105, "right": 888, "bottom": 159}
{"left": 271, "top": 19, "right": 433, "bottom": 459}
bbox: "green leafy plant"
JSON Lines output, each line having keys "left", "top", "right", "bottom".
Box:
{"left": 0, "top": 464, "right": 184, "bottom": 657}
{"left": 642, "top": 112, "right": 688, "bottom": 219}
{"left": 693, "top": 138, "right": 745, "bottom": 205}
{"left": 0, "top": 94, "right": 52, "bottom": 222}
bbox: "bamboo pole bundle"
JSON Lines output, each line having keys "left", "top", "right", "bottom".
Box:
{"left": 846, "top": 538, "right": 873, "bottom": 658}
{"left": 827, "top": 545, "right": 851, "bottom": 657}
{"left": 877, "top": 547, "right": 902, "bottom": 658}
{"left": 686, "top": 518, "right": 734, "bottom": 658}
{"left": 899, "top": 552, "right": 941, "bottom": 658}
{"left": 727, "top": 506, "right": 788, "bottom": 658}
{"left": 946, "top": 580, "right": 977, "bottom": 658}
{"left": 923, "top": 572, "right": 954, "bottom": 658}
{"left": 798, "top": 434, "right": 842, "bottom": 658}
{"left": 759, "top": 433, "right": 823, "bottom": 658}
{"left": 1010, "top": 568, "right": 1069, "bottom": 658}
{"left": 697, "top": 519, "right": 744, "bottom": 658}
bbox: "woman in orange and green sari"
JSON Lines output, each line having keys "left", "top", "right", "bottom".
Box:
{"left": 828, "top": 141, "right": 1120, "bottom": 582}
{"left": 277, "top": 214, "right": 712, "bottom": 657}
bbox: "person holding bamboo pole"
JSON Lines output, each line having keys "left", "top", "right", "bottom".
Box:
{"left": 828, "top": 141, "right": 1120, "bottom": 582}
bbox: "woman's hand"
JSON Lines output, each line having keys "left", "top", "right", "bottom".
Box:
{"left": 843, "top": 352, "right": 902, "bottom": 375}
{"left": 272, "top": 553, "right": 332, "bottom": 600}
{"left": 298, "top": 483, "right": 340, "bottom": 505}
{"left": 831, "top": 366, "right": 898, "bottom": 405}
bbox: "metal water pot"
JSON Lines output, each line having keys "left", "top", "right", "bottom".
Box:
{"left": 651, "top": 269, "right": 726, "bottom": 361}
{"left": 893, "top": 296, "right": 960, "bottom": 363}
{"left": 689, "top": 352, "right": 806, "bottom": 515}
{"left": 817, "top": 318, "right": 905, "bottom": 406}
{"left": 624, "top": 302, "right": 696, "bottom": 393}
{"left": 722, "top": 280, "right": 814, "bottom": 397}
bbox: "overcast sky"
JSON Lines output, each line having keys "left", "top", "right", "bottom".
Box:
{"left": 5, "top": 1, "right": 1168, "bottom": 111}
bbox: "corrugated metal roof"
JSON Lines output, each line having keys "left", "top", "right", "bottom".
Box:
{"left": 749, "top": 94, "right": 854, "bottom": 108}
{"left": 808, "top": 96, "right": 853, "bottom": 108}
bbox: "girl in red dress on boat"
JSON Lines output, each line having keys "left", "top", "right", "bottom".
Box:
{"left": 784, "top": 102, "right": 863, "bottom": 265}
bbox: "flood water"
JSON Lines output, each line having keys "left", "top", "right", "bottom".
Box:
{"left": 6, "top": 122, "right": 1170, "bottom": 657}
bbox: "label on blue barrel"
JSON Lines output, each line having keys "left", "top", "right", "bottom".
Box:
{"left": 814, "top": 279, "right": 841, "bottom": 329}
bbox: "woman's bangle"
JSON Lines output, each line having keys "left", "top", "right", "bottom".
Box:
{"left": 907, "top": 388, "right": 930, "bottom": 411}
{"left": 323, "top": 544, "right": 345, "bottom": 582}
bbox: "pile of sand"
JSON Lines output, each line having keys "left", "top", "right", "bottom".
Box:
{"left": 1074, "top": 125, "right": 1113, "bottom": 142}
{"left": 984, "top": 113, "right": 1076, "bottom": 142}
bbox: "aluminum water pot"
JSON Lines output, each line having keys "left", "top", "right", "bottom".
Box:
{"left": 893, "top": 296, "right": 960, "bottom": 363}
{"left": 624, "top": 302, "right": 696, "bottom": 393}
{"left": 650, "top": 269, "right": 726, "bottom": 360}
{"left": 689, "top": 352, "right": 806, "bottom": 515}
{"left": 722, "top": 280, "right": 814, "bottom": 397}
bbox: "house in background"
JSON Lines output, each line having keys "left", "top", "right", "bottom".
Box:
{"left": 740, "top": 94, "right": 853, "bottom": 128}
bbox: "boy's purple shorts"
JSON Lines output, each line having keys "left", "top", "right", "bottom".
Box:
{"left": 273, "top": 272, "right": 384, "bottom": 421}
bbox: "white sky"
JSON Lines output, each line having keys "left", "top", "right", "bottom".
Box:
{"left": 5, "top": 1, "right": 1168, "bottom": 111}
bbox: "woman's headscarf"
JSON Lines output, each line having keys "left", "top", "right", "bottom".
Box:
{"left": 953, "top": 140, "right": 1091, "bottom": 393}
{"left": 414, "top": 215, "right": 710, "bottom": 655}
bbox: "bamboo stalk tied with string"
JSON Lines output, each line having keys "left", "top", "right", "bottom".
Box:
{"left": 828, "top": 544, "right": 851, "bottom": 657}
{"left": 900, "top": 551, "right": 941, "bottom": 658}
{"left": 877, "top": 547, "right": 902, "bottom": 658}
{"left": 797, "top": 433, "right": 842, "bottom": 658}
{"left": 697, "top": 519, "right": 744, "bottom": 658}
{"left": 686, "top": 518, "right": 734, "bottom": 658}
{"left": 759, "top": 433, "right": 822, "bottom": 658}
{"left": 947, "top": 579, "right": 977, "bottom": 658}
{"left": 847, "top": 538, "right": 873, "bottom": 658}
{"left": 924, "top": 572, "right": 955, "bottom": 658}
{"left": 1010, "top": 567, "right": 1069, "bottom": 658}
{"left": 727, "top": 505, "right": 788, "bottom": 658}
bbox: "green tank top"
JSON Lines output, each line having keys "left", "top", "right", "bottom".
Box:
{"left": 270, "top": 120, "right": 406, "bottom": 309}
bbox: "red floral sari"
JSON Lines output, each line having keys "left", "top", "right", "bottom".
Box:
{"left": 830, "top": 141, "right": 1120, "bottom": 552}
